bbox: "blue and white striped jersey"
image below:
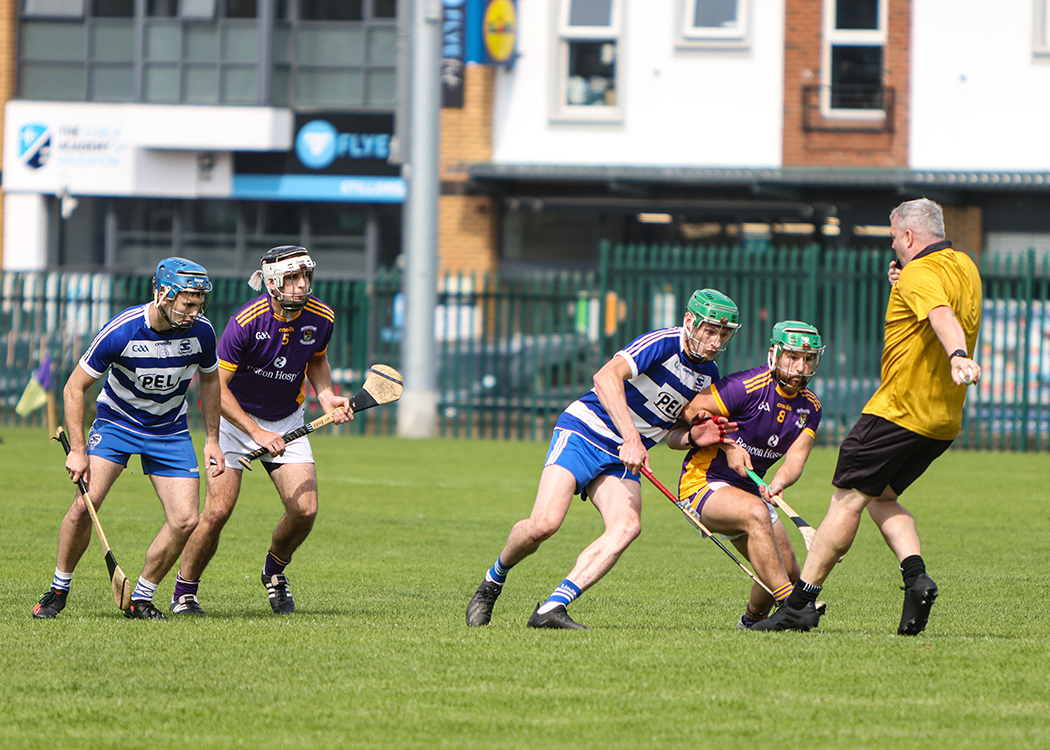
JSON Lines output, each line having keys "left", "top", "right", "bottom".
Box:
{"left": 79, "top": 303, "right": 219, "bottom": 436}
{"left": 555, "top": 327, "right": 720, "bottom": 456}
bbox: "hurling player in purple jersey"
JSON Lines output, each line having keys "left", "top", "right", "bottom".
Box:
{"left": 466, "top": 290, "right": 739, "bottom": 630}
{"left": 670, "top": 321, "right": 825, "bottom": 630}
{"left": 33, "top": 257, "right": 224, "bottom": 621}
{"left": 171, "top": 246, "right": 351, "bottom": 616}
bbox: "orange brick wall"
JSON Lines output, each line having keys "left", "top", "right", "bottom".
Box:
{"left": 783, "top": 0, "right": 909, "bottom": 166}
{"left": 943, "top": 205, "right": 984, "bottom": 260}
{"left": 439, "top": 64, "right": 498, "bottom": 274}
{"left": 0, "top": 0, "right": 16, "bottom": 267}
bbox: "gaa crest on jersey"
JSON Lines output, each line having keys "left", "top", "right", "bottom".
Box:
{"left": 758, "top": 401, "right": 771, "bottom": 411}
{"left": 300, "top": 326, "right": 317, "bottom": 344}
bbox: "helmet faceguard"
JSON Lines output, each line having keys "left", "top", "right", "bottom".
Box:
{"left": 249, "top": 245, "right": 316, "bottom": 312}
{"left": 768, "top": 320, "right": 825, "bottom": 392}
{"left": 153, "top": 257, "right": 212, "bottom": 330}
{"left": 682, "top": 288, "right": 740, "bottom": 364}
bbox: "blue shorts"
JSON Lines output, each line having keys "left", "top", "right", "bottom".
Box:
{"left": 544, "top": 427, "right": 638, "bottom": 498}
{"left": 87, "top": 420, "right": 200, "bottom": 478}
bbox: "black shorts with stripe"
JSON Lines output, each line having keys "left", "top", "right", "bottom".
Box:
{"left": 832, "top": 414, "right": 953, "bottom": 498}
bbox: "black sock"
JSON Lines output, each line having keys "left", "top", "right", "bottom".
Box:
{"left": 786, "top": 580, "right": 821, "bottom": 610}
{"left": 900, "top": 555, "right": 926, "bottom": 588}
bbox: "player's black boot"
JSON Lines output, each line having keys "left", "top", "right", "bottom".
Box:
{"left": 124, "top": 600, "right": 168, "bottom": 620}
{"left": 262, "top": 572, "right": 296, "bottom": 614}
{"left": 527, "top": 603, "right": 590, "bottom": 630}
{"left": 898, "top": 573, "right": 938, "bottom": 635}
{"left": 32, "top": 588, "right": 68, "bottom": 619}
{"left": 466, "top": 580, "right": 502, "bottom": 626}
{"left": 751, "top": 601, "right": 824, "bottom": 632}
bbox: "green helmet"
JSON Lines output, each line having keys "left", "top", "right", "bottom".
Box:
{"left": 683, "top": 289, "right": 740, "bottom": 363}
{"left": 768, "top": 320, "right": 825, "bottom": 390}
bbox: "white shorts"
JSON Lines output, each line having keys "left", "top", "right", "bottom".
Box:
{"left": 219, "top": 407, "right": 314, "bottom": 467}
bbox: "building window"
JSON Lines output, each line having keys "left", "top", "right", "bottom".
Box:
{"left": 677, "top": 0, "right": 748, "bottom": 49}
{"left": 821, "top": 0, "right": 887, "bottom": 117}
{"left": 555, "top": 0, "right": 621, "bottom": 120}
{"left": 19, "top": 0, "right": 396, "bottom": 107}
{"left": 52, "top": 197, "right": 398, "bottom": 279}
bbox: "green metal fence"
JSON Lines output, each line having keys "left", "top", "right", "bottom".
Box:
{"left": 2, "top": 243, "right": 1048, "bottom": 450}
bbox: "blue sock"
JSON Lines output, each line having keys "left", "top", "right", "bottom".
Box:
{"left": 537, "top": 579, "right": 581, "bottom": 614}
{"left": 485, "top": 557, "right": 512, "bottom": 586}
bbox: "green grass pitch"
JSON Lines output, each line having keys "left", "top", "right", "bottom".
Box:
{"left": 1, "top": 426, "right": 1048, "bottom": 749}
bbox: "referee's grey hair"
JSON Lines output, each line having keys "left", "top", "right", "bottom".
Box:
{"left": 890, "top": 198, "right": 945, "bottom": 240}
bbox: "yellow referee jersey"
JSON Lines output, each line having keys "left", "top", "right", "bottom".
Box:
{"left": 863, "top": 242, "right": 982, "bottom": 441}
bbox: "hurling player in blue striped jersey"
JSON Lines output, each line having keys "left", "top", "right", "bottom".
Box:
{"left": 33, "top": 257, "right": 224, "bottom": 621}
{"left": 467, "top": 290, "right": 740, "bottom": 629}
{"left": 171, "top": 246, "right": 350, "bottom": 616}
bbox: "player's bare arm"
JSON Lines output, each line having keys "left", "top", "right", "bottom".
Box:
{"left": 198, "top": 369, "right": 225, "bottom": 477}
{"left": 592, "top": 354, "right": 648, "bottom": 472}
{"left": 927, "top": 305, "right": 981, "bottom": 386}
{"left": 305, "top": 351, "right": 352, "bottom": 424}
{"left": 218, "top": 367, "right": 287, "bottom": 457}
{"left": 62, "top": 364, "right": 97, "bottom": 484}
{"left": 764, "top": 431, "right": 815, "bottom": 502}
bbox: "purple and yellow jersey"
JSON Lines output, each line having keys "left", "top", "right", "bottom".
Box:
{"left": 679, "top": 366, "right": 822, "bottom": 500}
{"left": 80, "top": 303, "right": 218, "bottom": 436}
{"left": 218, "top": 294, "right": 335, "bottom": 421}
{"left": 555, "top": 327, "right": 720, "bottom": 456}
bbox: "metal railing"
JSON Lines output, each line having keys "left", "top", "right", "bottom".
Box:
{"left": 3, "top": 243, "right": 1048, "bottom": 450}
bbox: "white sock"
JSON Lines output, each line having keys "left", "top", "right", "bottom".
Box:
{"left": 51, "top": 569, "right": 73, "bottom": 592}
{"left": 132, "top": 577, "right": 159, "bottom": 602}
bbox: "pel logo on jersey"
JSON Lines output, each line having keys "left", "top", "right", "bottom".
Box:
{"left": 653, "top": 391, "right": 684, "bottom": 420}
{"left": 138, "top": 372, "right": 181, "bottom": 392}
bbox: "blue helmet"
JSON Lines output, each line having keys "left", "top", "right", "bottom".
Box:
{"left": 154, "top": 257, "right": 212, "bottom": 300}
{"left": 153, "top": 257, "right": 211, "bottom": 329}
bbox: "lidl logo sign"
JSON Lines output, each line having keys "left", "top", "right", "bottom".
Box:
{"left": 483, "top": 0, "right": 517, "bottom": 65}
{"left": 19, "top": 123, "right": 51, "bottom": 169}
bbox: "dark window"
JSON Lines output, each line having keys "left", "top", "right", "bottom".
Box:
{"left": 830, "top": 45, "right": 883, "bottom": 109}
{"left": 835, "top": 0, "right": 878, "bottom": 30}
{"left": 566, "top": 41, "right": 616, "bottom": 106}
{"left": 147, "top": 0, "right": 177, "bottom": 16}
{"left": 92, "top": 0, "right": 133, "bottom": 16}
{"left": 373, "top": 0, "right": 396, "bottom": 18}
{"left": 224, "top": 0, "right": 256, "bottom": 18}
{"left": 300, "top": 0, "right": 363, "bottom": 21}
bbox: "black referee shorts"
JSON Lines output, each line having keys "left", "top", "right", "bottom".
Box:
{"left": 832, "top": 414, "right": 953, "bottom": 498}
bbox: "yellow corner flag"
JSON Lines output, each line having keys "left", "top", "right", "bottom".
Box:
{"left": 15, "top": 353, "right": 52, "bottom": 417}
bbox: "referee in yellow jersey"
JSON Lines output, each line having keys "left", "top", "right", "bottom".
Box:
{"left": 754, "top": 198, "right": 983, "bottom": 634}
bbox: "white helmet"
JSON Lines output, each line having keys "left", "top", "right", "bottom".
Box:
{"left": 249, "top": 245, "right": 316, "bottom": 311}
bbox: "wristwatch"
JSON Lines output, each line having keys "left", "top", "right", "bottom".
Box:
{"left": 948, "top": 349, "right": 967, "bottom": 360}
